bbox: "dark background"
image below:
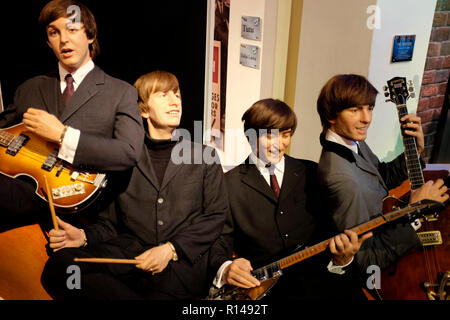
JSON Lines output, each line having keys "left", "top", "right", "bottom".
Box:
{"left": 0, "top": 0, "right": 207, "bottom": 134}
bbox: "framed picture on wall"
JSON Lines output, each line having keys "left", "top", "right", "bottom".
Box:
{"left": 391, "top": 35, "right": 416, "bottom": 62}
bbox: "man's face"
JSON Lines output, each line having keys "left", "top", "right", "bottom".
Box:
{"left": 329, "top": 105, "right": 374, "bottom": 141}
{"left": 46, "top": 17, "right": 94, "bottom": 73}
{"left": 256, "top": 129, "right": 292, "bottom": 164}
{"left": 142, "top": 89, "right": 182, "bottom": 138}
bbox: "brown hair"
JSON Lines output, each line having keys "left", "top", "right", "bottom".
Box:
{"left": 134, "top": 71, "right": 180, "bottom": 113}
{"left": 39, "top": 0, "right": 100, "bottom": 59}
{"left": 242, "top": 98, "right": 297, "bottom": 135}
{"left": 317, "top": 74, "right": 378, "bottom": 131}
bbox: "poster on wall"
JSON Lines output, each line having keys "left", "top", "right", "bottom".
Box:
{"left": 391, "top": 35, "right": 416, "bottom": 62}
{"left": 210, "top": 0, "right": 230, "bottom": 150}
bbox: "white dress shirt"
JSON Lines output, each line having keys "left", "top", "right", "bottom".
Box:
{"left": 56, "top": 60, "right": 95, "bottom": 163}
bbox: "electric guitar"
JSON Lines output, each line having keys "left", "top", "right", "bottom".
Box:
{"left": 381, "top": 77, "right": 424, "bottom": 213}
{"left": 0, "top": 123, "right": 107, "bottom": 213}
{"left": 380, "top": 77, "right": 450, "bottom": 300}
{"left": 206, "top": 200, "right": 444, "bottom": 300}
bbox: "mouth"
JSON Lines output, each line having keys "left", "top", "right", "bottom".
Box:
{"left": 167, "top": 110, "right": 180, "bottom": 116}
{"left": 60, "top": 48, "right": 74, "bottom": 57}
{"left": 356, "top": 127, "right": 367, "bottom": 133}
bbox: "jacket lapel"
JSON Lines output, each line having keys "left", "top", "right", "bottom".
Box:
{"left": 320, "top": 133, "right": 381, "bottom": 178}
{"left": 39, "top": 71, "right": 60, "bottom": 116}
{"left": 240, "top": 159, "right": 277, "bottom": 202}
{"left": 59, "top": 66, "right": 102, "bottom": 122}
{"left": 136, "top": 147, "right": 160, "bottom": 191}
{"left": 278, "top": 156, "right": 300, "bottom": 201}
{"left": 159, "top": 138, "right": 187, "bottom": 191}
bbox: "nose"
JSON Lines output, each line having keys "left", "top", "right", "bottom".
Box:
{"left": 360, "top": 109, "right": 372, "bottom": 123}
{"left": 60, "top": 30, "right": 69, "bottom": 44}
{"left": 168, "top": 92, "right": 180, "bottom": 106}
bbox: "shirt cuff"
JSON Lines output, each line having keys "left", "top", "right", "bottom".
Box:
{"left": 327, "top": 257, "right": 354, "bottom": 275}
{"left": 57, "top": 126, "right": 80, "bottom": 164}
{"left": 213, "top": 260, "right": 233, "bottom": 288}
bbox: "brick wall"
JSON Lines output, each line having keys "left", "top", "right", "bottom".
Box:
{"left": 418, "top": 0, "right": 450, "bottom": 162}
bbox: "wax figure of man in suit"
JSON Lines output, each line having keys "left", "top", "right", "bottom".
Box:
{"left": 209, "top": 99, "right": 372, "bottom": 300}
{"left": 316, "top": 74, "right": 448, "bottom": 273}
{"left": 41, "top": 71, "right": 228, "bottom": 300}
{"left": 0, "top": 0, "right": 144, "bottom": 227}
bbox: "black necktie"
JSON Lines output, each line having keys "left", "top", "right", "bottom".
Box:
{"left": 61, "top": 74, "right": 74, "bottom": 114}
{"left": 268, "top": 166, "right": 280, "bottom": 198}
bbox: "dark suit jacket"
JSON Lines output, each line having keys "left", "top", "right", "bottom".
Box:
{"left": 210, "top": 155, "right": 364, "bottom": 300}
{"left": 82, "top": 136, "right": 228, "bottom": 298}
{"left": 318, "top": 134, "right": 421, "bottom": 272}
{"left": 0, "top": 66, "right": 144, "bottom": 224}
{"left": 0, "top": 66, "right": 144, "bottom": 171}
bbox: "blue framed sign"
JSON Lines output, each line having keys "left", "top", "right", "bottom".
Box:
{"left": 391, "top": 35, "right": 416, "bottom": 62}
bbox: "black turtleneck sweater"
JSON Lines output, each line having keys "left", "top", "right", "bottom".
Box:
{"left": 145, "top": 135, "right": 177, "bottom": 186}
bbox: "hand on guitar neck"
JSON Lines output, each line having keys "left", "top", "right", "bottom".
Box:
{"left": 409, "top": 179, "right": 449, "bottom": 204}
{"left": 400, "top": 114, "right": 424, "bottom": 154}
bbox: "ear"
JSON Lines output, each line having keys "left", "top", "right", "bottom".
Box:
{"left": 141, "top": 112, "right": 150, "bottom": 119}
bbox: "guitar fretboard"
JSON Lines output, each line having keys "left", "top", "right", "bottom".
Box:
{"left": 397, "top": 104, "right": 425, "bottom": 190}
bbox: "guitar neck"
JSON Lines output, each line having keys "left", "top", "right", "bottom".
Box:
{"left": 277, "top": 216, "right": 386, "bottom": 270}
{"left": 396, "top": 104, "right": 424, "bottom": 190}
{"left": 271, "top": 203, "right": 431, "bottom": 271}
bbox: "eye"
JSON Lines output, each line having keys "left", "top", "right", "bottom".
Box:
{"left": 47, "top": 29, "right": 57, "bottom": 37}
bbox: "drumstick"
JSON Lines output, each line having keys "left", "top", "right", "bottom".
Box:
{"left": 74, "top": 258, "right": 140, "bottom": 264}
{"left": 43, "top": 175, "right": 58, "bottom": 231}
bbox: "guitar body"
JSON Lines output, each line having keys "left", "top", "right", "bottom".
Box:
{"left": 0, "top": 123, "right": 107, "bottom": 213}
{"left": 207, "top": 276, "right": 280, "bottom": 300}
{"left": 379, "top": 171, "right": 450, "bottom": 300}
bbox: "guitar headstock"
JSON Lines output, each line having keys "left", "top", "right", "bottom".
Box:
{"left": 396, "top": 199, "right": 445, "bottom": 223}
{"left": 383, "top": 77, "right": 415, "bottom": 105}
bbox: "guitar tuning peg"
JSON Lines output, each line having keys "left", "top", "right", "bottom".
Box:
{"left": 384, "top": 92, "right": 390, "bottom": 97}
{"left": 385, "top": 99, "right": 391, "bottom": 103}
{"left": 383, "top": 85, "right": 388, "bottom": 91}
{"left": 410, "top": 92, "right": 416, "bottom": 99}
{"left": 408, "top": 86, "right": 414, "bottom": 92}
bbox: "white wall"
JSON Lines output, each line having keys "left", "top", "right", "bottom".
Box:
{"left": 290, "top": 0, "right": 376, "bottom": 162}
{"left": 290, "top": 0, "right": 436, "bottom": 163}
{"left": 366, "top": 0, "right": 437, "bottom": 161}
{"left": 215, "top": 0, "right": 279, "bottom": 168}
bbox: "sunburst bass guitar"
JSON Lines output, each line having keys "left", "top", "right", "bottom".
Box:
{"left": 0, "top": 123, "right": 107, "bottom": 213}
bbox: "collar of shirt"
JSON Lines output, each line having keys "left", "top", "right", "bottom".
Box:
{"left": 249, "top": 152, "right": 285, "bottom": 187}
{"left": 58, "top": 59, "right": 95, "bottom": 93}
{"left": 325, "top": 129, "right": 359, "bottom": 155}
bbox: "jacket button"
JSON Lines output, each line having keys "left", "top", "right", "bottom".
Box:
{"left": 157, "top": 220, "right": 164, "bottom": 226}
{"left": 157, "top": 198, "right": 164, "bottom": 204}
{"left": 280, "top": 211, "right": 284, "bottom": 215}
{"left": 284, "top": 233, "right": 289, "bottom": 239}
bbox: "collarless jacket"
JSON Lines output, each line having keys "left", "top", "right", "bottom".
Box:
{"left": 84, "top": 138, "right": 228, "bottom": 298}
